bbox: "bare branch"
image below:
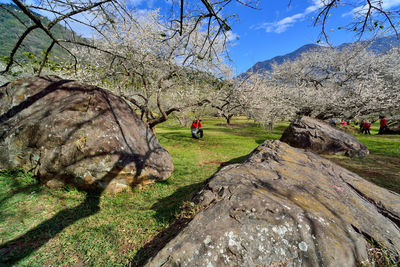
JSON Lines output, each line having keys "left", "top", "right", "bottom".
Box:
{"left": 38, "top": 41, "right": 55, "bottom": 76}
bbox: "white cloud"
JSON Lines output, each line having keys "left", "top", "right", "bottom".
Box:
{"left": 226, "top": 31, "right": 239, "bottom": 42}
{"left": 225, "top": 31, "right": 239, "bottom": 47}
{"left": 344, "top": 0, "right": 400, "bottom": 17}
{"left": 305, "top": 0, "right": 324, "bottom": 13}
{"left": 381, "top": 0, "right": 400, "bottom": 9}
{"left": 262, "top": 13, "right": 304, "bottom": 33}
{"left": 256, "top": 0, "right": 324, "bottom": 33}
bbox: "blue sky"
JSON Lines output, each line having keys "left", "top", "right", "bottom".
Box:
{"left": 222, "top": 0, "right": 400, "bottom": 73}
{"left": 2, "top": 0, "right": 400, "bottom": 74}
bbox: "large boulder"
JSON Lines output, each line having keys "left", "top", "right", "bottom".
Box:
{"left": 383, "top": 122, "right": 400, "bottom": 135}
{"left": 280, "top": 116, "right": 369, "bottom": 158}
{"left": 145, "top": 140, "right": 400, "bottom": 267}
{"left": 0, "top": 76, "right": 173, "bottom": 193}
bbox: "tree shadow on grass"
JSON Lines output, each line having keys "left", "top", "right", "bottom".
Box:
{"left": 0, "top": 188, "right": 102, "bottom": 265}
{"left": 256, "top": 139, "right": 267, "bottom": 144}
{"left": 0, "top": 151, "right": 152, "bottom": 266}
{"left": 130, "top": 181, "right": 203, "bottom": 266}
{"left": 274, "top": 125, "right": 289, "bottom": 132}
{"left": 217, "top": 154, "right": 249, "bottom": 171}
{"left": 157, "top": 131, "right": 193, "bottom": 142}
{"left": 0, "top": 170, "right": 42, "bottom": 208}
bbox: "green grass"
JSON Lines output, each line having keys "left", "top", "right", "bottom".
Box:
{"left": 0, "top": 117, "right": 399, "bottom": 266}
{"left": 326, "top": 122, "right": 400, "bottom": 193}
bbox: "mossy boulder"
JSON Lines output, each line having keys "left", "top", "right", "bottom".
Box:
{"left": 384, "top": 122, "right": 400, "bottom": 135}
{"left": 0, "top": 76, "right": 173, "bottom": 193}
{"left": 281, "top": 116, "right": 369, "bottom": 158}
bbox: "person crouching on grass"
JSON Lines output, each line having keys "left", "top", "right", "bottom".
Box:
{"left": 191, "top": 119, "right": 203, "bottom": 139}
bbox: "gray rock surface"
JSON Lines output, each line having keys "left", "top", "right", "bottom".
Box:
{"left": 384, "top": 122, "right": 400, "bottom": 135}
{"left": 280, "top": 116, "right": 369, "bottom": 157}
{"left": 145, "top": 140, "right": 400, "bottom": 267}
{"left": 0, "top": 76, "right": 173, "bottom": 192}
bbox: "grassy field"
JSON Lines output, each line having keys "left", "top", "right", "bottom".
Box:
{"left": 0, "top": 117, "right": 399, "bottom": 266}
{"left": 326, "top": 124, "right": 400, "bottom": 193}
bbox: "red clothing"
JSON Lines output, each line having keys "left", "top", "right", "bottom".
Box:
{"left": 364, "top": 123, "right": 371, "bottom": 130}
{"left": 191, "top": 121, "right": 202, "bottom": 129}
{"left": 380, "top": 118, "right": 387, "bottom": 127}
{"left": 340, "top": 121, "right": 347, "bottom": 126}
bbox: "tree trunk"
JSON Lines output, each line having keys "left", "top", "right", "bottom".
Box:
{"left": 225, "top": 115, "right": 233, "bottom": 125}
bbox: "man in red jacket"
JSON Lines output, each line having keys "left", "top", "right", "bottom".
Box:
{"left": 378, "top": 115, "right": 388, "bottom": 135}
{"left": 191, "top": 119, "right": 203, "bottom": 139}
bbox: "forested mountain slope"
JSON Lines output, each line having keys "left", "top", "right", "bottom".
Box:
{"left": 0, "top": 3, "right": 79, "bottom": 61}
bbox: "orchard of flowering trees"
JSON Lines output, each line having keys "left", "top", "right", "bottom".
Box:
{"left": 1, "top": 0, "right": 400, "bottom": 127}
{"left": 63, "top": 9, "right": 230, "bottom": 128}
{"left": 2, "top": 0, "right": 399, "bottom": 73}
{"left": 238, "top": 44, "right": 400, "bottom": 125}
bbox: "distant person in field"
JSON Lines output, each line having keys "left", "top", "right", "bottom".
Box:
{"left": 360, "top": 119, "right": 366, "bottom": 134}
{"left": 363, "top": 120, "right": 371, "bottom": 135}
{"left": 330, "top": 119, "right": 336, "bottom": 126}
{"left": 378, "top": 115, "right": 388, "bottom": 135}
{"left": 340, "top": 120, "right": 347, "bottom": 126}
{"left": 268, "top": 121, "right": 273, "bottom": 131}
{"left": 191, "top": 119, "right": 203, "bottom": 139}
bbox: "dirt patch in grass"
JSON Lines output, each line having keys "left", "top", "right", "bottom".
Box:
{"left": 199, "top": 160, "right": 226, "bottom": 166}
{"left": 199, "top": 155, "right": 249, "bottom": 168}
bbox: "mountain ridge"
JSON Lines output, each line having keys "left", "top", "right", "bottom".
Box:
{"left": 240, "top": 35, "right": 400, "bottom": 77}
